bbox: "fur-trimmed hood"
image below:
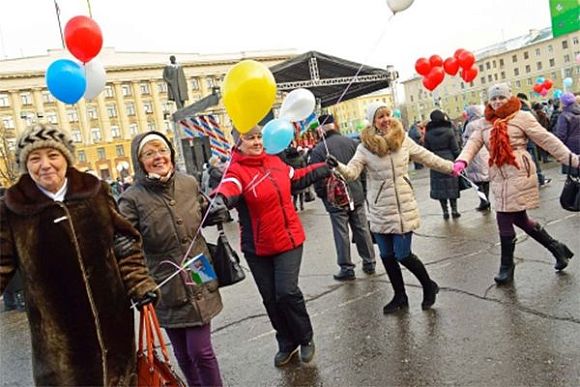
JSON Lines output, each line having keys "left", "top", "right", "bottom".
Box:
{"left": 360, "top": 118, "right": 406, "bottom": 157}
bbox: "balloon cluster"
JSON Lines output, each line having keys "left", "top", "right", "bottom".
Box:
{"left": 222, "top": 60, "right": 317, "bottom": 155}
{"left": 45, "top": 16, "right": 105, "bottom": 104}
{"left": 415, "top": 49, "right": 478, "bottom": 91}
{"left": 532, "top": 77, "right": 552, "bottom": 97}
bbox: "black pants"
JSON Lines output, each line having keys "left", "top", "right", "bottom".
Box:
{"left": 245, "top": 245, "right": 313, "bottom": 352}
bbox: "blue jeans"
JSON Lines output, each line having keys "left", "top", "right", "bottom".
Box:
{"left": 373, "top": 232, "right": 413, "bottom": 261}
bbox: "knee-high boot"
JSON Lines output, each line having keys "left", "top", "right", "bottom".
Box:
{"left": 450, "top": 199, "right": 461, "bottom": 218}
{"left": 399, "top": 253, "right": 439, "bottom": 310}
{"left": 494, "top": 236, "right": 516, "bottom": 284}
{"left": 439, "top": 199, "right": 449, "bottom": 220}
{"left": 381, "top": 255, "right": 408, "bottom": 314}
{"left": 526, "top": 224, "right": 574, "bottom": 271}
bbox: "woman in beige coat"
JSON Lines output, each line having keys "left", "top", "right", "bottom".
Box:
{"left": 454, "top": 83, "right": 580, "bottom": 285}
{"left": 329, "top": 102, "right": 453, "bottom": 314}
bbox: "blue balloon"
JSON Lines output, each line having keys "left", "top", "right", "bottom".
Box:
{"left": 535, "top": 76, "right": 545, "bottom": 84}
{"left": 393, "top": 108, "right": 402, "bottom": 119}
{"left": 263, "top": 119, "right": 295, "bottom": 155}
{"left": 46, "top": 59, "right": 86, "bottom": 104}
{"left": 563, "top": 77, "right": 573, "bottom": 88}
{"left": 553, "top": 89, "right": 563, "bottom": 99}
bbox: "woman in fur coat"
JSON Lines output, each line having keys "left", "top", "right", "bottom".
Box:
{"left": 453, "top": 83, "right": 580, "bottom": 284}
{"left": 0, "top": 124, "right": 158, "bottom": 386}
{"left": 329, "top": 102, "right": 453, "bottom": 314}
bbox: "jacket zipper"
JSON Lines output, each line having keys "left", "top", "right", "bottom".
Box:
{"left": 57, "top": 203, "right": 108, "bottom": 385}
{"left": 265, "top": 168, "right": 296, "bottom": 249}
{"left": 374, "top": 181, "right": 386, "bottom": 204}
{"left": 389, "top": 158, "right": 405, "bottom": 233}
{"left": 402, "top": 176, "right": 413, "bottom": 190}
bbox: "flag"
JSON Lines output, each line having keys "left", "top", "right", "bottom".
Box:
{"left": 179, "top": 114, "right": 231, "bottom": 158}
{"left": 297, "top": 112, "right": 318, "bottom": 134}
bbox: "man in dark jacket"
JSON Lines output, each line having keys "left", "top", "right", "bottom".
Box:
{"left": 309, "top": 115, "right": 376, "bottom": 280}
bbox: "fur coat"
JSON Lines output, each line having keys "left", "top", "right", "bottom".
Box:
{"left": 0, "top": 168, "right": 157, "bottom": 386}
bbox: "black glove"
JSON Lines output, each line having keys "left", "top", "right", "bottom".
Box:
{"left": 134, "top": 291, "right": 158, "bottom": 311}
{"left": 202, "top": 195, "right": 230, "bottom": 227}
{"left": 113, "top": 234, "right": 139, "bottom": 258}
{"left": 326, "top": 154, "right": 339, "bottom": 168}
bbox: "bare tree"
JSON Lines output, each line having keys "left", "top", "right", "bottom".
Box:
{"left": 0, "top": 122, "right": 19, "bottom": 186}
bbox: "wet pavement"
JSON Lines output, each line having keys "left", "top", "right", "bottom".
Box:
{"left": 1, "top": 164, "right": 579, "bottom": 386}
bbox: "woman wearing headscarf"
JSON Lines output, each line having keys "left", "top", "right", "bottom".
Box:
{"left": 453, "top": 83, "right": 580, "bottom": 284}
{"left": 462, "top": 105, "right": 491, "bottom": 211}
{"left": 0, "top": 124, "right": 158, "bottom": 385}
{"left": 328, "top": 102, "right": 453, "bottom": 314}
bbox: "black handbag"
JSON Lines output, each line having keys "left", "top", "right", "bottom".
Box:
{"left": 207, "top": 224, "right": 246, "bottom": 287}
{"left": 560, "top": 154, "right": 580, "bottom": 212}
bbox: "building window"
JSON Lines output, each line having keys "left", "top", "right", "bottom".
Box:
{"left": 111, "top": 125, "right": 121, "bottom": 138}
{"left": 480, "top": 77, "right": 486, "bottom": 84}
{"left": 515, "top": 80, "right": 521, "bottom": 87}
{"left": 0, "top": 94, "right": 9, "bottom": 107}
{"left": 410, "top": 95, "right": 414, "bottom": 102}
{"left": 527, "top": 78, "right": 533, "bottom": 85}
{"left": 536, "top": 61, "right": 543, "bottom": 70}
{"left": 549, "top": 58, "right": 555, "bottom": 67}
{"left": 67, "top": 109, "right": 79, "bottom": 122}
{"left": 140, "top": 83, "right": 150, "bottom": 95}
{"left": 514, "top": 68, "right": 520, "bottom": 76}
{"left": 564, "top": 54, "right": 570, "bottom": 63}
{"left": 42, "top": 91, "right": 55, "bottom": 103}
{"left": 143, "top": 101, "right": 153, "bottom": 114}
{"left": 574, "top": 37, "right": 579, "bottom": 45}
{"left": 486, "top": 62, "right": 491, "bottom": 70}
{"left": 525, "top": 65, "right": 531, "bottom": 73}
{"left": 523, "top": 51, "right": 529, "bottom": 60}
{"left": 115, "top": 145, "right": 125, "bottom": 157}
{"left": 562, "top": 40, "right": 568, "bottom": 49}
{"left": 191, "top": 79, "right": 199, "bottom": 90}
{"left": 91, "top": 127, "right": 102, "bottom": 142}
{"left": 564, "top": 68, "right": 572, "bottom": 77}
{"left": 121, "top": 84, "right": 131, "bottom": 97}
{"left": 206, "top": 78, "right": 214, "bottom": 88}
{"left": 21, "top": 92, "right": 32, "bottom": 105}
{"left": 500, "top": 71, "right": 506, "bottom": 79}
{"left": 88, "top": 107, "right": 98, "bottom": 120}
{"left": 164, "top": 120, "right": 171, "bottom": 131}
{"left": 104, "top": 85, "right": 114, "bottom": 98}
{"left": 552, "top": 71, "right": 558, "bottom": 79}
{"left": 535, "top": 48, "right": 541, "bottom": 56}
{"left": 512, "top": 54, "right": 517, "bottom": 63}
{"left": 72, "top": 129, "right": 82, "bottom": 143}
{"left": 548, "top": 44, "right": 553, "bottom": 53}
{"left": 129, "top": 123, "right": 138, "bottom": 136}
{"left": 97, "top": 147, "right": 106, "bottom": 160}
{"left": 494, "top": 73, "right": 498, "bottom": 81}
{"left": 46, "top": 111, "right": 57, "bottom": 124}
{"left": 492, "top": 60, "right": 497, "bottom": 68}
{"left": 479, "top": 64, "right": 484, "bottom": 72}
{"left": 78, "top": 150, "right": 87, "bottom": 162}
{"left": 2, "top": 116, "right": 14, "bottom": 128}
{"left": 106, "top": 105, "right": 117, "bottom": 118}
{"left": 147, "top": 121, "right": 156, "bottom": 131}
{"left": 487, "top": 75, "right": 493, "bottom": 82}
{"left": 126, "top": 102, "right": 136, "bottom": 116}
{"left": 158, "top": 82, "right": 167, "bottom": 93}
{"left": 499, "top": 58, "right": 504, "bottom": 67}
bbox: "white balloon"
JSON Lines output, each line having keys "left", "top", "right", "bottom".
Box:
{"left": 386, "top": 0, "right": 414, "bottom": 14}
{"left": 279, "top": 88, "right": 316, "bottom": 122}
{"left": 83, "top": 59, "right": 106, "bottom": 100}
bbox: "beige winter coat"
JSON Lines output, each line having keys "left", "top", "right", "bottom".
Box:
{"left": 458, "top": 110, "right": 580, "bottom": 212}
{"left": 337, "top": 120, "right": 453, "bottom": 234}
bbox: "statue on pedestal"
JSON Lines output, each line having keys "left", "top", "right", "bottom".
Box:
{"left": 163, "top": 55, "right": 189, "bottom": 109}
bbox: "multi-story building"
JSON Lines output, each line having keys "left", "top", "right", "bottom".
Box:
{"left": 0, "top": 48, "right": 295, "bottom": 184}
{"left": 402, "top": 28, "right": 580, "bottom": 123}
{"left": 328, "top": 89, "right": 394, "bottom": 134}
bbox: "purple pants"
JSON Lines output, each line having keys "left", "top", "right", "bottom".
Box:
{"left": 165, "top": 324, "right": 222, "bottom": 387}
{"left": 496, "top": 210, "right": 538, "bottom": 237}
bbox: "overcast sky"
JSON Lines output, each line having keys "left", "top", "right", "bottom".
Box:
{"left": 1, "top": 0, "right": 552, "bottom": 81}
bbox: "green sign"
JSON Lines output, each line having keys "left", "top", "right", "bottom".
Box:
{"left": 550, "top": 0, "right": 580, "bottom": 37}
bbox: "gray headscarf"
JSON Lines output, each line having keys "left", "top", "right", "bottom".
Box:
{"left": 465, "top": 105, "right": 484, "bottom": 122}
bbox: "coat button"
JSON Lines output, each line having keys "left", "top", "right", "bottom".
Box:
{"left": 169, "top": 200, "right": 176, "bottom": 206}
{"left": 176, "top": 218, "right": 183, "bottom": 225}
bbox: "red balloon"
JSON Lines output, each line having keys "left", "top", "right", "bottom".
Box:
{"left": 429, "top": 55, "right": 444, "bottom": 68}
{"left": 415, "top": 58, "right": 431, "bottom": 76}
{"left": 457, "top": 51, "right": 475, "bottom": 70}
{"left": 422, "top": 76, "right": 437, "bottom": 91}
{"left": 64, "top": 16, "right": 103, "bottom": 63}
{"left": 443, "top": 57, "right": 460, "bottom": 76}
{"left": 533, "top": 83, "right": 544, "bottom": 93}
{"left": 460, "top": 66, "right": 478, "bottom": 83}
{"left": 454, "top": 48, "right": 466, "bottom": 59}
{"left": 542, "top": 79, "right": 553, "bottom": 90}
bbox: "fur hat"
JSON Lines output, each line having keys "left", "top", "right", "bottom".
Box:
{"left": 15, "top": 124, "right": 75, "bottom": 173}
{"left": 560, "top": 92, "right": 576, "bottom": 107}
{"left": 488, "top": 83, "right": 512, "bottom": 99}
{"left": 366, "top": 102, "right": 390, "bottom": 124}
{"left": 137, "top": 133, "right": 171, "bottom": 156}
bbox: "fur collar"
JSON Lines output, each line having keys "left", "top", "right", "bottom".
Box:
{"left": 4, "top": 168, "right": 102, "bottom": 216}
{"left": 485, "top": 96, "right": 521, "bottom": 122}
{"left": 360, "top": 119, "right": 406, "bottom": 157}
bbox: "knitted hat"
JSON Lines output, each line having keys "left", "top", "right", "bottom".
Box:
{"left": 366, "top": 102, "right": 390, "bottom": 124}
{"left": 560, "top": 92, "right": 576, "bottom": 107}
{"left": 15, "top": 124, "right": 75, "bottom": 173}
{"left": 488, "top": 83, "right": 512, "bottom": 99}
{"left": 429, "top": 109, "right": 451, "bottom": 124}
{"left": 137, "top": 133, "right": 172, "bottom": 156}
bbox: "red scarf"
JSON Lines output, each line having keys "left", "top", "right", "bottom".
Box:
{"left": 484, "top": 97, "right": 521, "bottom": 168}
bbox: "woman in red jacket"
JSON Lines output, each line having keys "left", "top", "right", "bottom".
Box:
{"left": 213, "top": 126, "right": 330, "bottom": 367}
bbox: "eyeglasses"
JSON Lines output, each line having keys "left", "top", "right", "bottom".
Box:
{"left": 141, "top": 148, "right": 170, "bottom": 160}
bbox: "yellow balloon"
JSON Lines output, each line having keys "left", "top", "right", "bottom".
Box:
{"left": 222, "top": 60, "right": 277, "bottom": 134}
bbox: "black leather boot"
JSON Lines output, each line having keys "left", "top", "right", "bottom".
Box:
{"left": 400, "top": 253, "right": 439, "bottom": 310}
{"left": 494, "top": 236, "right": 516, "bottom": 284}
{"left": 381, "top": 255, "right": 408, "bottom": 314}
{"left": 450, "top": 199, "right": 461, "bottom": 218}
{"left": 527, "top": 224, "right": 574, "bottom": 271}
{"left": 439, "top": 200, "right": 450, "bottom": 220}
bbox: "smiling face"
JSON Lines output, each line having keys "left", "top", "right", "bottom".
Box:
{"left": 139, "top": 140, "right": 173, "bottom": 176}
{"left": 26, "top": 148, "right": 68, "bottom": 193}
{"left": 239, "top": 130, "right": 264, "bottom": 156}
{"left": 490, "top": 95, "right": 508, "bottom": 111}
{"left": 373, "top": 107, "right": 392, "bottom": 134}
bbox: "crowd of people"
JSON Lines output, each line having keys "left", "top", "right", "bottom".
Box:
{"left": 0, "top": 83, "right": 578, "bottom": 385}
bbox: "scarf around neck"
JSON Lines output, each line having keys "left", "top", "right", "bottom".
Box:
{"left": 484, "top": 97, "right": 521, "bottom": 168}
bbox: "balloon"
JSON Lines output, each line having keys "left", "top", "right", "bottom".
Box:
{"left": 64, "top": 16, "right": 103, "bottom": 63}
{"left": 422, "top": 67, "right": 445, "bottom": 91}
{"left": 83, "top": 59, "right": 106, "bottom": 100}
{"left": 414, "top": 58, "right": 431, "bottom": 76}
{"left": 460, "top": 66, "right": 478, "bottom": 83}
{"left": 279, "top": 88, "right": 316, "bottom": 122}
{"left": 539, "top": 89, "right": 548, "bottom": 97}
{"left": 576, "top": 53, "right": 580, "bottom": 64}
{"left": 533, "top": 83, "right": 544, "bottom": 93}
{"left": 386, "top": 0, "right": 414, "bottom": 14}
{"left": 422, "top": 76, "right": 437, "bottom": 91}
{"left": 393, "top": 109, "right": 402, "bottom": 118}
{"left": 355, "top": 120, "right": 368, "bottom": 131}
{"left": 563, "top": 77, "right": 573, "bottom": 88}
{"left": 457, "top": 51, "right": 475, "bottom": 69}
{"left": 45, "top": 59, "right": 86, "bottom": 104}
{"left": 262, "top": 119, "right": 295, "bottom": 154}
{"left": 443, "top": 57, "right": 459, "bottom": 75}
{"left": 542, "top": 79, "right": 553, "bottom": 90}
{"left": 553, "top": 89, "right": 563, "bottom": 99}
{"left": 535, "top": 76, "right": 545, "bottom": 84}
{"left": 222, "top": 60, "right": 277, "bottom": 134}
{"left": 453, "top": 49, "right": 466, "bottom": 59}
{"left": 429, "top": 55, "right": 443, "bottom": 68}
